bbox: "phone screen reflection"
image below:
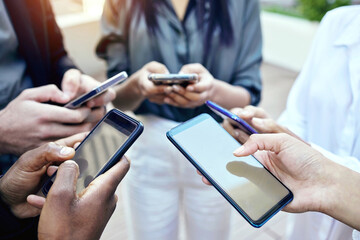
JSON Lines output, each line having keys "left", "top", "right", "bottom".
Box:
{"left": 74, "top": 118, "right": 130, "bottom": 193}
{"left": 172, "top": 117, "right": 290, "bottom": 221}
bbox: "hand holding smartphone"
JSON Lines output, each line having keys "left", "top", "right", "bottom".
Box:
{"left": 42, "top": 108, "right": 143, "bottom": 195}
{"left": 64, "top": 71, "right": 128, "bottom": 109}
{"left": 148, "top": 73, "right": 198, "bottom": 87}
{"left": 206, "top": 101, "right": 257, "bottom": 135}
{"left": 167, "top": 114, "right": 293, "bottom": 227}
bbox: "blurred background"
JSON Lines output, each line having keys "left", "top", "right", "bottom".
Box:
{"left": 49, "top": 0, "right": 357, "bottom": 239}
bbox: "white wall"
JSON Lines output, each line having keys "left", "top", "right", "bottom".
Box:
{"left": 57, "top": 13, "right": 107, "bottom": 79}
{"left": 261, "top": 12, "right": 319, "bottom": 72}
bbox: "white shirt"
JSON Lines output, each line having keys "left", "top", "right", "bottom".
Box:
{"left": 278, "top": 6, "right": 360, "bottom": 240}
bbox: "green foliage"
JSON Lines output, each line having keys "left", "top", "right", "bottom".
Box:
{"left": 298, "top": 0, "right": 351, "bottom": 21}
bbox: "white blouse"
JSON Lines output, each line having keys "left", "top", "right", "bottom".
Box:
{"left": 278, "top": 6, "right": 360, "bottom": 240}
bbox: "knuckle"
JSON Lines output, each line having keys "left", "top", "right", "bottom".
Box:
{"left": 38, "top": 126, "right": 52, "bottom": 139}
{"left": 49, "top": 185, "right": 73, "bottom": 201}
{"left": 264, "top": 119, "right": 276, "bottom": 129}
{"left": 20, "top": 88, "right": 31, "bottom": 98}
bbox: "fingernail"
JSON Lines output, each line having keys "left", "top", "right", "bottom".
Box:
{"left": 172, "top": 85, "right": 180, "bottom": 92}
{"left": 234, "top": 130, "right": 240, "bottom": 138}
{"left": 60, "top": 146, "right": 74, "bottom": 156}
{"left": 164, "top": 87, "right": 172, "bottom": 94}
{"left": 242, "top": 110, "right": 252, "bottom": 116}
{"left": 62, "top": 93, "right": 70, "bottom": 101}
{"left": 87, "top": 101, "right": 95, "bottom": 108}
{"left": 252, "top": 118, "right": 263, "bottom": 126}
{"left": 187, "top": 86, "right": 194, "bottom": 91}
{"left": 233, "top": 146, "right": 245, "bottom": 155}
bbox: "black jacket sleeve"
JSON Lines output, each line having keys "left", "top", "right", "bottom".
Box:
{"left": 0, "top": 195, "right": 38, "bottom": 240}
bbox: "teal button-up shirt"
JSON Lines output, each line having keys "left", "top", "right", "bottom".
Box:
{"left": 97, "top": 0, "right": 262, "bottom": 122}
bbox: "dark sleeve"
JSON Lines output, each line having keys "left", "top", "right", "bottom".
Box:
{"left": 231, "top": 0, "right": 262, "bottom": 106}
{"left": 96, "top": 0, "right": 130, "bottom": 78}
{"left": 0, "top": 196, "right": 38, "bottom": 240}
{"left": 43, "top": 0, "right": 77, "bottom": 87}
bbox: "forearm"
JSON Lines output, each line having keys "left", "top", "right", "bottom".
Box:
{"left": 210, "top": 79, "right": 251, "bottom": 109}
{"left": 320, "top": 162, "right": 360, "bottom": 231}
{"left": 112, "top": 72, "right": 144, "bottom": 111}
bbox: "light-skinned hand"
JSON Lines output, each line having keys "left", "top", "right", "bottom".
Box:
{"left": 0, "top": 86, "right": 94, "bottom": 156}
{"left": 164, "top": 63, "right": 216, "bottom": 108}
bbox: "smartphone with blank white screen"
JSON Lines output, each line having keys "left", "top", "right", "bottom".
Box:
{"left": 42, "top": 109, "right": 143, "bottom": 196}
{"left": 64, "top": 71, "right": 128, "bottom": 109}
{"left": 166, "top": 113, "right": 293, "bottom": 228}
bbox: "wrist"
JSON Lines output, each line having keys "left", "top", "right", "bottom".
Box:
{"left": 208, "top": 79, "right": 221, "bottom": 103}
{"left": 316, "top": 159, "right": 344, "bottom": 214}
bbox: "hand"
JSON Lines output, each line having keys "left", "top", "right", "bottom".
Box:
{"left": 164, "top": 63, "right": 215, "bottom": 108}
{"left": 0, "top": 85, "right": 94, "bottom": 155}
{"left": 223, "top": 106, "right": 304, "bottom": 144}
{"left": 232, "top": 133, "right": 333, "bottom": 213}
{"left": 61, "top": 69, "right": 116, "bottom": 109}
{"left": 0, "top": 133, "right": 87, "bottom": 218}
{"left": 36, "top": 157, "right": 130, "bottom": 240}
{"left": 134, "top": 61, "right": 172, "bottom": 105}
{"left": 61, "top": 69, "right": 115, "bottom": 125}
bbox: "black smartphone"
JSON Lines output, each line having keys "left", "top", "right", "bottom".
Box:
{"left": 42, "top": 108, "right": 143, "bottom": 195}
{"left": 148, "top": 73, "right": 198, "bottom": 87}
{"left": 167, "top": 114, "right": 293, "bottom": 228}
{"left": 64, "top": 71, "right": 128, "bottom": 109}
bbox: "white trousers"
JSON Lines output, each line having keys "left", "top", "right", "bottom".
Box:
{"left": 122, "top": 114, "right": 231, "bottom": 240}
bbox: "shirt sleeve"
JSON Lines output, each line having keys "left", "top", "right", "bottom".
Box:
{"left": 311, "top": 143, "right": 360, "bottom": 173}
{"left": 0, "top": 192, "right": 38, "bottom": 239}
{"left": 353, "top": 230, "right": 360, "bottom": 240}
{"left": 96, "top": 0, "right": 130, "bottom": 78}
{"left": 230, "top": 0, "right": 262, "bottom": 106}
{"left": 44, "top": 0, "right": 77, "bottom": 87}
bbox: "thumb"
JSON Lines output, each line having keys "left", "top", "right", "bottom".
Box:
{"left": 19, "top": 85, "right": 70, "bottom": 103}
{"left": 20, "top": 142, "right": 75, "bottom": 172}
{"left": 233, "top": 134, "right": 286, "bottom": 157}
{"left": 47, "top": 160, "right": 79, "bottom": 205}
{"left": 61, "top": 69, "right": 82, "bottom": 100}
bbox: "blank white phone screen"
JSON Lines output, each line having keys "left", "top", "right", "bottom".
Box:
{"left": 171, "top": 117, "right": 290, "bottom": 221}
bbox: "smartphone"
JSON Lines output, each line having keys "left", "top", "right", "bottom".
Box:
{"left": 42, "top": 108, "right": 143, "bottom": 196}
{"left": 206, "top": 100, "right": 258, "bottom": 135}
{"left": 64, "top": 71, "right": 128, "bottom": 109}
{"left": 167, "top": 114, "right": 293, "bottom": 228}
{"left": 148, "top": 73, "right": 198, "bottom": 86}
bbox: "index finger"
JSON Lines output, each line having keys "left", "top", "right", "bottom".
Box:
{"left": 179, "top": 63, "right": 205, "bottom": 74}
{"left": 39, "top": 103, "right": 91, "bottom": 124}
{"left": 233, "top": 133, "right": 289, "bottom": 157}
{"left": 86, "top": 88, "right": 116, "bottom": 108}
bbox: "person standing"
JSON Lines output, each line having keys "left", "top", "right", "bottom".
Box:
{"left": 97, "top": 0, "right": 262, "bottom": 239}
